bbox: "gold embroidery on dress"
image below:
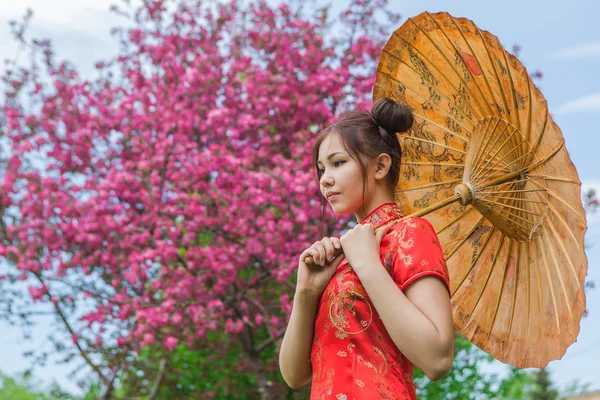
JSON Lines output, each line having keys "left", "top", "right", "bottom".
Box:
{"left": 329, "top": 289, "right": 373, "bottom": 338}
{"left": 357, "top": 346, "right": 398, "bottom": 398}
{"left": 327, "top": 260, "right": 374, "bottom": 338}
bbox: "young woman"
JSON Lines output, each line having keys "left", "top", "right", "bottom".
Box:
{"left": 279, "top": 98, "right": 455, "bottom": 399}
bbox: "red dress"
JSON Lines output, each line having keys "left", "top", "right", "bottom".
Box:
{"left": 310, "top": 202, "right": 450, "bottom": 400}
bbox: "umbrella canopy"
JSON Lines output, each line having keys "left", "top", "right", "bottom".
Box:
{"left": 373, "top": 11, "right": 587, "bottom": 368}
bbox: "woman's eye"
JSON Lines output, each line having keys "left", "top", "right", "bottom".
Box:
{"left": 333, "top": 160, "right": 345, "bottom": 167}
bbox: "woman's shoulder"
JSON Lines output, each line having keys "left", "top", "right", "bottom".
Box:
{"left": 388, "top": 216, "right": 435, "bottom": 234}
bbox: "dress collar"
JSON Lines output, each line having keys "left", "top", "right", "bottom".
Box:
{"left": 359, "top": 202, "right": 403, "bottom": 229}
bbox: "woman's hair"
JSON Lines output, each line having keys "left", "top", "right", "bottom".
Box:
{"left": 311, "top": 97, "right": 414, "bottom": 234}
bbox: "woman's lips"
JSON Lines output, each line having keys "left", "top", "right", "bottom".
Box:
{"left": 327, "top": 193, "right": 340, "bottom": 202}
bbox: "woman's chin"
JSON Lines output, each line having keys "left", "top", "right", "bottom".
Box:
{"left": 330, "top": 201, "right": 352, "bottom": 215}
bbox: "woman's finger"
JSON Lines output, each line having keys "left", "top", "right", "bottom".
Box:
{"left": 375, "top": 224, "right": 392, "bottom": 244}
{"left": 331, "top": 237, "right": 342, "bottom": 250}
{"left": 321, "top": 237, "right": 335, "bottom": 263}
{"left": 312, "top": 242, "right": 326, "bottom": 266}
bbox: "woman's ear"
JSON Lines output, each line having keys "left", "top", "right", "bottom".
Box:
{"left": 374, "top": 153, "right": 392, "bottom": 181}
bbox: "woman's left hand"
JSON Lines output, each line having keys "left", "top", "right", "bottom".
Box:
{"left": 340, "top": 223, "right": 392, "bottom": 272}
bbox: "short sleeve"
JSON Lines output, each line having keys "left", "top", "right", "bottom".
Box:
{"left": 390, "top": 217, "right": 450, "bottom": 294}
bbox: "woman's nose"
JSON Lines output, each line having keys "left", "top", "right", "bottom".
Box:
{"left": 320, "top": 173, "right": 333, "bottom": 187}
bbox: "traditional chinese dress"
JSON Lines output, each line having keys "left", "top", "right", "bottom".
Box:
{"left": 310, "top": 202, "right": 450, "bottom": 400}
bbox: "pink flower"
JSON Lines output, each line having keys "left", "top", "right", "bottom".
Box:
{"left": 164, "top": 336, "right": 178, "bottom": 351}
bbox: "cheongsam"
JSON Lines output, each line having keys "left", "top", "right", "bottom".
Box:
{"left": 310, "top": 202, "right": 450, "bottom": 400}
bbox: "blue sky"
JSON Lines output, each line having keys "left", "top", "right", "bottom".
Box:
{"left": 1, "top": 0, "right": 599, "bottom": 395}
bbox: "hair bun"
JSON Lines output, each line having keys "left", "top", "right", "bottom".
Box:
{"left": 371, "top": 97, "right": 414, "bottom": 134}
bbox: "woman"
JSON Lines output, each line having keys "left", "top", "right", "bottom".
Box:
{"left": 279, "top": 98, "right": 454, "bottom": 399}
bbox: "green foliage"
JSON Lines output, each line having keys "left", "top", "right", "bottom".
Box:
{"left": 0, "top": 371, "right": 66, "bottom": 400}
{"left": 531, "top": 367, "right": 559, "bottom": 400}
{"left": 414, "top": 334, "right": 532, "bottom": 400}
{"left": 117, "top": 329, "right": 308, "bottom": 399}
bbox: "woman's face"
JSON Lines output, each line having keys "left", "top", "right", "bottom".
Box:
{"left": 317, "top": 132, "right": 368, "bottom": 215}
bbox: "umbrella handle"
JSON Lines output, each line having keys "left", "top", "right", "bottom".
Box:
{"left": 303, "top": 247, "right": 345, "bottom": 269}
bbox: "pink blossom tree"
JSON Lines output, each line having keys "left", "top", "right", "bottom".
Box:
{"left": 0, "top": 0, "right": 400, "bottom": 397}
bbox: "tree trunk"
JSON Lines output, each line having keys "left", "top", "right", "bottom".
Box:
{"left": 248, "top": 350, "right": 272, "bottom": 400}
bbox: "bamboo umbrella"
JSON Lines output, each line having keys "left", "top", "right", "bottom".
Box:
{"left": 371, "top": 11, "right": 587, "bottom": 368}
{"left": 305, "top": 11, "right": 588, "bottom": 369}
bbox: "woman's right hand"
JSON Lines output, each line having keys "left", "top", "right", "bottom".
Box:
{"left": 296, "top": 236, "right": 346, "bottom": 297}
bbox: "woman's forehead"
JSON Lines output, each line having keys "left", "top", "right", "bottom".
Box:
{"left": 318, "top": 132, "right": 346, "bottom": 159}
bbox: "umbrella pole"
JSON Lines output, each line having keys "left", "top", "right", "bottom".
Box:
{"left": 403, "top": 193, "right": 462, "bottom": 219}
{"left": 306, "top": 170, "right": 524, "bottom": 267}
{"left": 403, "top": 170, "right": 523, "bottom": 219}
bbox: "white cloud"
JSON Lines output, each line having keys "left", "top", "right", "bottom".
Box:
{"left": 551, "top": 42, "right": 600, "bottom": 61}
{"left": 554, "top": 93, "right": 600, "bottom": 115}
{"left": 0, "top": 0, "right": 129, "bottom": 79}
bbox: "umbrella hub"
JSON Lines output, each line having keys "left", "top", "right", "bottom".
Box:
{"left": 457, "top": 116, "right": 548, "bottom": 242}
{"left": 455, "top": 182, "right": 475, "bottom": 206}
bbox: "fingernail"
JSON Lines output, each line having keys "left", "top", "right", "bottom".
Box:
{"left": 334, "top": 242, "right": 340, "bottom": 249}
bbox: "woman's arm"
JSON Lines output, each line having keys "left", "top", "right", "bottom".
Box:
{"left": 356, "top": 264, "right": 454, "bottom": 380}
{"left": 278, "top": 290, "right": 319, "bottom": 388}
{"left": 279, "top": 236, "right": 345, "bottom": 388}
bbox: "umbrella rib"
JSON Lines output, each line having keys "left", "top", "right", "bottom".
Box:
{"left": 475, "top": 31, "right": 518, "bottom": 159}
{"left": 392, "top": 27, "right": 489, "bottom": 119}
{"left": 452, "top": 223, "right": 496, "bottom": 296}
{"left": 483, "top": 176, "right": 538, "bottom": 189}
{"left": 525, "top": 70, "right": 534, "bottom": 145}
{"left": 484, "top": 195, "right": 545, "bottom": 205}
{"left": 469, "top": 122, "right": 513, "bottom": 183}
{"left": 479, "top": 205, "right": 536, "bottom": 231}
{"left": 525, "top": 102, "right": 550, "bottom": 166}
{"left": 522, "top": 189, "right": 572, "bottom": 319}
{"left": 528, "top": 180, "right": 586, "bottom": 222}
{"left": 500, "top": 48, "right": 523, "bottom": 133}
{"left": 478, "top": 136, "right": 531, "bottom": 177}
{"left": 525, "top": 141, "right": 566, "bottom": 174}
{"left": 545, "top": 199, "right": 584, "bottom": 249}
{"left": 410, "top": 113, "right": 471, "bottom": 143}
{"left": 474, "top": 25, "right": 513, "bottom": 127}
{"left": 523, "top": 243, "right": 533, "bottom": 366}
{"left": 404, "top": 161, "right": 505, "bottom": 173}
{"left": 401, "top": 179, "right": 462, "bottom": 192}
{"left": 401, "top": 136, "right": 466, "bottom": 154}
{"left": 404, "top": 161, "right": 465, "bottom": 168}
{"left": 478, "top": 188, "right": 545, "bottom": 195}
{"left": 444, "top": 216, "right": 486, "bottom": 261}
{"left": 463, "top": 233, "right": 507, "bottom": 332}
{"left": 378, "top": 69, "right": 473, "bottom": 140}
{"left": 544, "top": 221, "right": 576, "bottom": 323}
{"left": 436, "top": 206, "right": 478, "bottom": 236}
{"left": 471, "top": 142, "right": 531, "bottom": 188}
{"left": 442, "top": 14, "right": 498, "bottom": 117}
{"left": 527, "top": 175, "right": 580, "bottom": 184}
{"left": 506, "top": 241, "right": 521, "bottom": 358}
{"left": 467, "top": 118, "right": 504, "bottom": 181}
{"left": 472, "top": 127, "right": 520, "bottom": 183}
{"left": 476, "top": 198, "right": 543, "bottom": 217}
{"left": 530, "top": 190, "right": 583, "bottom": 286}
{"left": 538, "top": 231, "right": 562, "bottom": 333}
{"left": 545, "top": 209, "right": 584, "bottom": 297}
{"left": 406, "top": 17, "right": 490, "bottom": 118}
{"left": 487, "top": 240, "right": 515, "bottom": 350}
